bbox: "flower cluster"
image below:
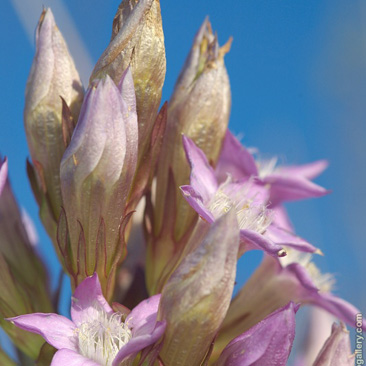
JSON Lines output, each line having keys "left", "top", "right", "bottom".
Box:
{"left": 0, "top": 2, "right": 364, "bottom": 366}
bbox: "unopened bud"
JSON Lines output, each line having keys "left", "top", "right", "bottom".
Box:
{"left": 24, "top": 9, "right": 83, "bottom": 237}
{"left": 146, "top": 19, "right": 232, "bottom": 295}
{"left": 158, "top": 211, "right": 239, "bottom": 366}
{"left": 91, "top": 0, "right": 166, "bottom": 161}
{"left": 313, "top": 323, "right": 355, "bottom": 366}
{"left": 60, "top": 72, "right": 138, "bottom": 299}
{"left": 167, "top": 18, "right": 231, "bottom": 165}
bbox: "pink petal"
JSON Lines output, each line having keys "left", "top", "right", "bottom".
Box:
{"left": 71, "top": 273, "right": 113, "bottom": 326}
{"left": 216, "top": 130, "right": 258, "bottom": 183}
{"left": 126, "top": 294, "right": 161, "bottom": 335}
{"left": 112, "top": 321, "right": 166, "bottom": 366}
{"left": 0, "top": 157, "right": 8, "bottom": 196}
{"left": 182, "top": 136, "right": 218, "bottom": 203}
{"left": 240, "top": 229, "right": 284, "bottom": 257}
{"left": 312, "top": 293, "right": 366, "bottom": 332}
{"left": 217, "top": 302, "right": 298, "bottom": 366}
{"left": 279, "top": 160, "right": 328, "bottom": 180}
{"left": 263, "top": 174, "right": 330, "bottom": 206}
{"left": 266, "top": 225, "right": 318, "bottom": 253}
{"left": 7, "top": 313, "right": 77, "bottom": 351}
{"left": 51, "top": 349, "right": 101, "bottom": 366}
{"left": 180, "top": 185, "right": 215, "bottom": 223}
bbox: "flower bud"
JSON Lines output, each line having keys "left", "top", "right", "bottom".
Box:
{"left": 24, "top": 9, "right": 83, "bottom": 239}
{"left": 91, "top": 0, "right": 166, "bottom": 162}
{"left": 156, "top": 20, "right": 231, "bottom": 230}
{"left": 146, "top": 19, "right": 232, "bottom": 295}
{"left": 313, "top": 323, "right": 355, "bottom": 366}
{"left": 166, "top": 18, "right": 231, "bottom": 166}
{"left": 59, "top": 72, "right": 138, "bottom": 299}
{"left": 0, "top": 158, "right": 53, "bottom": 359}
{"left": 216, "top": 302, "right": 298, "bottom": 366}
{"left": 158, "top": 211, "right": 239, "bottom": 366}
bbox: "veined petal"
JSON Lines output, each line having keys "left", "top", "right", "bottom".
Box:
{"left": 182, "top": 135, "right": 218, "bottom": 203}
{"left": 311, "top": 292, "right": 366, "bottom": 331}
{"left": 266, "top": 225, "right": 319, "bottom": 253}
{"left": 272, "top": 205, "right": 294, "bottom": 231}
{"left": 7, "top": 313, "right": 77, "bottom": 351}
{"left": 216, "top": 130, "right": 258, "bottom": 183}
{"left": 0, "top": 157, "right": 8, "bottom": 196}
{"left": 240, "top": 229, "right": 285, "bottom": 257}
{"left": 263, "top": 174, "right": 330, "bottom": 206}
{"left": 217, "top": 302, "right": 298, "bottom": 366}
{"left": 71, "top": 273, "right": 113, "bottom": 326}
{"left": 279, "top": 160, "right": 328, "bottom": 180}
{"left": 126, "top": 294, "right": 161, "bottom": 335}
{"left": 112, "top": 321, "right": 166, "bottom": 366}
{"left": 180, "top": 185, "right": 215, "bottom": 223}
{"left": 51, "top": 349, "right": 100, "bottom": 366}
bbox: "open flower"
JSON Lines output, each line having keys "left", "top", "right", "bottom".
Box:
{"left": 7, "top": 273, "right": 165, "bottom": 366}
{"left": 180, "top": 136, "right": 318, "bottom": 257}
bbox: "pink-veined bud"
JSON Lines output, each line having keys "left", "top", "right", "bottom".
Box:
{"left": 313, "top": 323, "right": 355, "bottom": 366}
{"left": 158, "top": 211, "right": 239, "bottom": 366}
{"left": 59, "top": 71, "right": 138, "bottom": 299}
{"left": 90, "top": 0, "right": 166, "bottom": 165}
{"left": 24, "top": 8, "right": 83, "bottom": 241}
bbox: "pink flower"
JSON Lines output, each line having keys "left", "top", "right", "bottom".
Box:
{"left": 180, "top": 135, "right": 319, "bottom": 257}
{"left": 7, "top": 274, "right": 165, "bottom": 366}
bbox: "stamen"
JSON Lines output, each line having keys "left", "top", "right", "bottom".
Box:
{"left": 208, "top": 182, "right": 273, "bottom": 234}
{"left": 257, "top": 157, "right": 278, "bottom": 178}
{"left": 77, "top": 305, "right": 132, "bottom": 366}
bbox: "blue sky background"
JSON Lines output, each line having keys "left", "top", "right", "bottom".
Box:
{"left": 0, "top": 0, "right": 365, "bottom": 361}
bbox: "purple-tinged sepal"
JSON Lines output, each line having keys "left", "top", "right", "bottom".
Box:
{"left": 8, "top": 273, "right": 165, "bottom": 366}
{"left": 216, "top": 302, "right": 299, "bottom": 366}
{"left": 313, "top": 323, "right": 355, "bottom": 366}
{"left": 24, "top": 9, "right": 84, "bottom": 243}
{"left": 158, "top": 211, "right": 240, "bottom": 366}
{"left": 60, "top": 74, "right": 138, "bottom": 299}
